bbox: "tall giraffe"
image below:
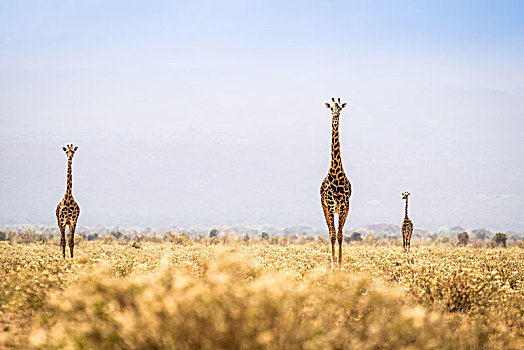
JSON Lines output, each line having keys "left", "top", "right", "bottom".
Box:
{"left": 56, "top": 144, "right": 80, "bottom": 258}
{"left": 320, "top": 98, "right": 352, "bottom": 270}
{"left": 401, "top": 192, "right": 413, "bottom": 253}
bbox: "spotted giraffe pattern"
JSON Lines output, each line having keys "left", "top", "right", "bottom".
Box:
{"left": 401, "top": 191, "right": 413, "bottom": 253}
{"left": 320, "top": 98, "right": 352, "bottom": 270}
{"left": 56, "top": 144, "right": 80, "bottom": 258}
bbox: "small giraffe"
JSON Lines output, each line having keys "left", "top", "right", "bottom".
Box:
{"left": 56, "top": 144, "right": 80, "bottom": 258}
{"left": 401, "top": 191, "right": 413, "bottom": 253}
{"left": 320, "top": 98, "right": 352, "bottom": 270}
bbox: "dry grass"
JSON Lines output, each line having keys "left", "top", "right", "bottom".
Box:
{"left": 0, "top": 241, "right": 523, "bottom": 349}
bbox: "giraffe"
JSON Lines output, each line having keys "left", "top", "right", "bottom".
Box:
{"left": 401, "top": 191, "right": 413, "bottom": 253}
{"left": 320, "top": 98, "right": 352, "bottom": 270}
{"left": 56, "top": 144, "right": 80, "bottom": 258}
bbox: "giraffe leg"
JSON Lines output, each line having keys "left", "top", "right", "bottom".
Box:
{"left": 322, "top": 203, "right": 336, "bottom": 271}
{"left": 69, "top": 220, "right": 77, "bottom": 258}
{"left": 58, "top": 219, "right": 66, "bottom": 258}
{"left": 337, "top": 205, "right": 349, "bottom": 267}
{"left": 330, "top": 235, "right": 336, "bottom": 271}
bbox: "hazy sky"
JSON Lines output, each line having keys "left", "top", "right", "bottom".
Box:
{"left": 1, "top": 1, "right": 523, "bottom": 231}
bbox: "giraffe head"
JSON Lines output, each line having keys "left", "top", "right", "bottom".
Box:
{"left": 325, "top": 97, "right": 348, "bottom": 118}
{"left": 402, "top": 192, "right": 410, "bottom": 200}
{"left": 62, "top": 144, "right": 78, "bottom": 159}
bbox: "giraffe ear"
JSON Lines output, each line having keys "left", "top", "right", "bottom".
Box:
{"left": 74, "top": 146, "right": 78, "bottom": 151}
{"left": 325, "top": 103, "right": 331, "bottom": 109}
{"left": 62, "top": 147, "right": 67, "bottom": 152}
{"left": 341, "top": 103, "right": 347, "bottom": 109}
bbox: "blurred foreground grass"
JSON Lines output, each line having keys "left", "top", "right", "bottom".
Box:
{"left": 1, "top": 241, "right": 523, "bottom": 349}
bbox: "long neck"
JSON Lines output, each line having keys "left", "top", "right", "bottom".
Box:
{"left": 404, "top": 198, "right": 409, "bottom": 218}
{"left": 65, "top": 157, "right": 73, "bottom": 196}
{"left": 330, "top": 117, "right": 343, "bottom": 171}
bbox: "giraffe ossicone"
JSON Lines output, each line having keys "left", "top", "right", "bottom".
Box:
{"left": 56, "top": 144, "right": 80, "bottom": 258}
{"left": 320, "top": 97, "right": 352, "bottom": 271}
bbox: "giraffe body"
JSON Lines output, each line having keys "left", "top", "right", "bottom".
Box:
{"left": 56, "top": 144, "right": 80, "bottom": 258}
{"left": 401, "top": 192, "right": 413, "bottom": 253}
{"left": 320, "top": 98, "right": 352, "bottom": 270}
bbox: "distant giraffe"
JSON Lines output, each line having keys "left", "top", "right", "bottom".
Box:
{"left": 401, "top": 192, "right": 413, "bottom": 253}
{"left": 56, "top": 144, "right": 80, "bottom": 258}
{"left": 320, "top": 98, "right": 352, "bottom": 270}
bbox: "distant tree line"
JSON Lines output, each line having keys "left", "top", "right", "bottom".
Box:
{"left": 0, "top": 224, "right": 523, "bottom": 249}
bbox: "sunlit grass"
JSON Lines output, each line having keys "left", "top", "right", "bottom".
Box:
{"left": 0, "top": 241, "right": 523, "bottom": 349}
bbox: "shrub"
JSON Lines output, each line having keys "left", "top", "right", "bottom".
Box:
{"left": 74, "top": 235, "right": 83, "bottom": 246}
{"left": 30, "top": 256, "right": 496, "bottom": 349}
{"left": 269, "top": 236, "right": 279, "bottom": 245}
{"left": 110, "top": 228, "right": 123, "bottom": 240}
{"left": 165, "top": 233, "right": 192, "bottom": 245}
{"left": 17, "top": 230, "right": 41, "bottom": 243}
{"left": 473, "top": 228, "right": 491, "bottom": 240}
{"left": 350, "top": 232, "right": 363, "bottom": 241}
{"left": 492, "top": 233, "right": 508, "bottom": 248}
{"left": 147, "top": 235, "right": 163, "bottom": 243}
{"left": 1, "top": 242, "right": 522, "bottom": 349}
{"left": 457, "top": 232, "right": 469, "bottom": 246}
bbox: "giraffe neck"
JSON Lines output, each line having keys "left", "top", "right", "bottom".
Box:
{"left": 65, "top": 157, "right": 73, "bottom": 197}
{"left": 404, "top": 198, "right": 409, "bottom": 218}
{"left": 330, "top": 117, "right": 343, "bottom": 172}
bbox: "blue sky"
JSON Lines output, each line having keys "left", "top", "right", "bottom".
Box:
{"left": 2, "top": 1, "right": 523, "bottom": 58}
{"left": 1, "top": 1, "right": 523, "bottom": 231}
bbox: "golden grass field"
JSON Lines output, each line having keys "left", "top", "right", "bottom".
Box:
{"left": 1, "top": 240, "right": 523, "bottom": 349}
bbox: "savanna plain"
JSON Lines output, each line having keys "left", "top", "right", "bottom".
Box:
{"left": 1, "top": 238, "right": 523, "bottom": 349}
